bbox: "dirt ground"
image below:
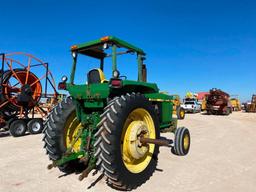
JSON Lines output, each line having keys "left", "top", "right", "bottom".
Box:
{"left": 0, "top": 112, "right": 256, "bottom": 192}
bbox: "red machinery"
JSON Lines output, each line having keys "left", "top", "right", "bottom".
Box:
{"left": 206, "top": 88, "right": 232, "bottom": 115}
{"left": 0, "top": 52, "right": 58, "bottom": 137}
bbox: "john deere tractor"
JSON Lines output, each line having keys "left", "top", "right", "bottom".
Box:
{"left": 43, "top": 36, "right": 190, "bottom": 190}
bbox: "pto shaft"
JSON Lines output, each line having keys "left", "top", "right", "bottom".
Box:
{"left": 139, "top": 137, "right": 170, "bottom": 147}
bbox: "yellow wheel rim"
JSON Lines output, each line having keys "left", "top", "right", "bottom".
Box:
{"left": 183, "top": 134, "right": 190, "bottom": 150}
{"left": 64, "top": 111, "right": 82, "bottom": 153}
{"left": 180, "top": 110, "right": 185, "bottom": 118}
{"left": 121, "top": 108, "right": 156, "bottom": 174}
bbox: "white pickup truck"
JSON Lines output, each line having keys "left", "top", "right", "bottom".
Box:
{"left": 181, "top": 100, "right": 201, "bottom": 113}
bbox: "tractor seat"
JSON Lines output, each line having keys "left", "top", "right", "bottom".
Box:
{"left": 87, "top": 68, "right": 107, "bottom": 84}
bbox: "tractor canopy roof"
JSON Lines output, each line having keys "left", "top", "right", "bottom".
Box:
{"left": 70, "top": 36, "right": 146, "bottom": 59}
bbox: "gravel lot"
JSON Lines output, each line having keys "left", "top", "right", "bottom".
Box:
{"left": 1, "top": 112, "right": 256, "bottom": 192}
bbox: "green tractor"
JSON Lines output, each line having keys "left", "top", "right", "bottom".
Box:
{"left": 43, "top": 36, "right": 190, "bottom": 190}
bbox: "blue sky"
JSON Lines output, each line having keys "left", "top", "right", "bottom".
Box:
{"left": 0, "top": 0, "right": 255, "bottom": 102}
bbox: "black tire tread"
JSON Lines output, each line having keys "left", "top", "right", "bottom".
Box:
{"left": 174, "top": 127, "right": 190, "bottom": 156}
{"left": 9, "top": 119, "right": 27, "bottom": 137}
{"left": 95, "top": 93, "right": 159, "bottom": 190}
{"left": 42, "top": 97, "right": 82, "bottom": 173}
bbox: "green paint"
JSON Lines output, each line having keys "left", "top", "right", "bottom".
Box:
{"left": 84, "top": 101, "right": 104, "bottom": 108}
{"left": 66, "top": 83, "right": 110, "bottom": 100}
{"left": 73, "top": 36, "right": 145, "bottom": 56}
{"left": 112, "top": 44, "right": 117, "bottom": 72}
{"left": 161, "top": 101, "right": 173, "bottom": 123}
{"left": 145, "top": 92, "right": 174, "bottom": 100}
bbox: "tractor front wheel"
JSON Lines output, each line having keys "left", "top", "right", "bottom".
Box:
{"left": 173, "top": 127, "right": 190, "bottom": 156}
{"left": 176, "top": 106, "right": 185, "bottom": 119}
{"left": 95, "top": 93, "right": 160, "bottom": 190}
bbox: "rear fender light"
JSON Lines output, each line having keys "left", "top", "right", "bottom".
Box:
{"left": 110, "top": 79, "right": 122, "bottom": 88}
{"left": 58, "top": 82, "right": 66, "bottom": 90}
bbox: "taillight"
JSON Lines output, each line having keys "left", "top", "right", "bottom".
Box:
{"left": 110, "top": 79, "right": 122, "bottom": 88}
{"left": 58, "top": 82, "right": 66, "bottom": 90}
{"left": 192, "top": 105, "right": 194, "bottom": 108}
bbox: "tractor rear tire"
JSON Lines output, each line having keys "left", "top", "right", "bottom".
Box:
{"left": 95, "top": 93, "right": 160, "bottom": 190}
{"left": 43, "top": 97, "right": 84, "bottom": 173}
{"left": 173, "top": 127, "right": 190, "bottom": 156}
{"left": 176, "top": 106, "right": 185, "bottom": 119}
{"left": 9, "top": 119, "right": 27, "bottom": 137}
